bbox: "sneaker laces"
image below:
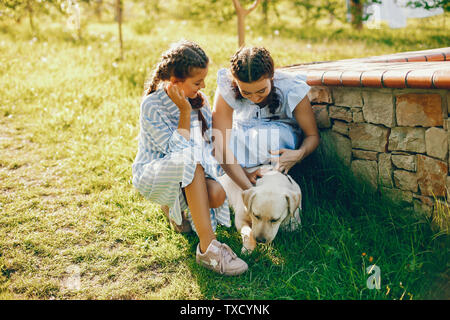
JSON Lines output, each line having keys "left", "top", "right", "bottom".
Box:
{"left": 219, "top": 242, "right": 237, "bottom": 273}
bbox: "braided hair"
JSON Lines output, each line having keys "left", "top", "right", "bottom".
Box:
{"left": 230, "top": 47, "right": 281, "bottom": 115}
{"left": 144, "top": 40, "right": 209, "bottom": 140}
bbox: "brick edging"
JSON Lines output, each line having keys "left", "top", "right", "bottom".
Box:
{"left": 281, "top": 47, "right": 450, "bottom": 89}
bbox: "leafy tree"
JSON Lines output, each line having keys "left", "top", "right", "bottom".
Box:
{"left": 0, "top": 0, "right": 55, "bottom": 31}
{"left": 0, "top": 0, "right": 92, "bottom": 34}
{"left": 169, "top": 0, "right": 235, "bottom": 25}
{"left": 141, "top": 0, "right": 160, "bottom": 16}
{"left": 261, "top": 0, "right": 281, "bottom": 23}
{"left": 93, "top": 0, "right": 103, "bottom": 20}
{"left": 321, "top": 0, "right": 342, "bottom": 25}
{"left": 407, "top": 0, "right": 449, "bottom": 28}
{"left": 292, "top": 0, "right": 325, "bottom": 26}
{"left": 406, "top": 0, "right": 450, "bottom": 12}
{"left": 60, "top": 0, "right": 82, "bottom": 39}
{"left": 290, "top": 0, "right": 378, "bottom": 28}
{"left": 347, "top": 0, "right": 381, "bottom": 30}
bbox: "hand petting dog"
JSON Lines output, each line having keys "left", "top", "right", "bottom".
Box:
{"left": 269, "top": 148, "right": 306, "bottom": 174}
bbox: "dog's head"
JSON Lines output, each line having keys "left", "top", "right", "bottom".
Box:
{"left": 242, "top": 175, "right": 301, "bottom": 243}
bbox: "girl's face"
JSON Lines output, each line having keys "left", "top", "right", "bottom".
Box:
{"left": 173, "top": 66, "right": 208, "bottom": 99}
{"left": 234, "top": 76, "right": 272, "bottom": 104}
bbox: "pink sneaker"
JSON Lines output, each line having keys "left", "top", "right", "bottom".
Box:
{"left": 196, "top": 240, "right": 248, "bottom": 276}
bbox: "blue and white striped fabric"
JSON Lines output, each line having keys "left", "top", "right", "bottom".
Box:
{"left": 132, "top": 87, "right": 231, "bottom": 232}
{"left": 215, "top": 68, "right": 310, "bottom": 168}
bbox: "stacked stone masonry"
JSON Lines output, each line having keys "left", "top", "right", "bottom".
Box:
{"left": 281, "top": 48, "right": 450, "bottom": 229}
{"left": 306, "top": 85, "right": 449, "bottom": 218}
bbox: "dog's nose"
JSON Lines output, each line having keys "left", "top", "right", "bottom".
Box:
{"left": 256, "top": 236, "right": 267, "bottom": 243}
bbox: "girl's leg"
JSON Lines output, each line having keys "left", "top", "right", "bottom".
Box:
{"left": 184, "top": 164, "right": 216, "bottom": 253}
{"left": 187, "top": 164, "right": 248, "bottom": 276}
{"left": 163, "top": 175, "right": 225, "bottom": 234}
{"left": 205, "top": 178, "right": 226, "bottom": 209}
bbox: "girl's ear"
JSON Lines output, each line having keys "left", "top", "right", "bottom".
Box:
{"left": 169, "top": 76, "right": 182, "bottom": 84}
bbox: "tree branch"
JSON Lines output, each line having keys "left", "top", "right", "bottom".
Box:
{"left": 232, "top": 0, "right": 262, "bottom": 16}
{"left": 245, "top": 0, "right": 262, "bottom": 15}
{"left": 232, "top": 0, "right": 242, "bottom": 12}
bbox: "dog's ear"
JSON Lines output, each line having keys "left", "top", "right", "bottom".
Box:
{"left": 285, "top": 189, "right": 302, "bottom": 215}
{"left": 242, "top": 188, "right": 256, "bottom": 212}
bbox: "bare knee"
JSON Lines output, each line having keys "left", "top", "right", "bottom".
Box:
{"left": 206, "top": 179, "right": 226, "bottom": 209}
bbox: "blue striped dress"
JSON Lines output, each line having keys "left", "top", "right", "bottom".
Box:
{"left": 216, "top": 68, "right": 310, "bottom": 168}
{"left": 132, "top": 87, "right": 231, "bottom": 232}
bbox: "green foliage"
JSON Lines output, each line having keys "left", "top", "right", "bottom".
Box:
{"left": 0, "top": 0, "right": 61, "bottom": 20}
{"left": 163, "top": 0, "right": 236, "bottom": 24}
{"left": 346, "top": 0, "right": 383, "bottom": 29}
{"left": 0, "top": 0, "right": 94, "bottom": 23}
{"left": 3, "top": 0, "right": 445, "bottom": 33}
{"left": 407, "top": 0, "right": 450, "bottom": 12}
{"left": 0, "top": 5, "right": 448, "bottom": 300}
{"left": 292, "top": 0, "right": 346, "bottom": 25}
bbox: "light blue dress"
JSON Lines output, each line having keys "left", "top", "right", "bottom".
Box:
{"left": 132, "top": 87, "right": 231, "bottom": 232}
{"left": 215, "top": 68, "right": 311, "bottom": 168}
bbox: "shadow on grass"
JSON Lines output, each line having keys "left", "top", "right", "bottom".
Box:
{"left": 182, "top": 143, "right": 448, "bottom": 300}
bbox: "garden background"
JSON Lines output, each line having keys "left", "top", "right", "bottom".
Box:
{"left": 0, "top": 0, "right": 449, "bottom": 299}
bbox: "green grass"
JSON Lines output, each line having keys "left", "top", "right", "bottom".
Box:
{"left": 0, "top": 10, "right": 449, "bottom": 300}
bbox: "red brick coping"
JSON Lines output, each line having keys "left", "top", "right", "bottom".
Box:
{"left": 281, "top": 47, "right": 450, "bottom": 89}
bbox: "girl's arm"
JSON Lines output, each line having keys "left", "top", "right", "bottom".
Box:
{"left": 177, "top": 110, "right": 192, "bottom": 141}
{"left": 212, "top": 93, "right": 261, "bottom": 190}
{"left": 270, "top": 96, "right": 320, "bottom": 174}
{"left": 293, "top": 96, "right": 320, "bottom": 160}
{"left": 166, "top": 82, "right": 192, "bottom": 141}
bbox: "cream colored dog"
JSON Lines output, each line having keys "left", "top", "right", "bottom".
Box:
{"left": 218, "top": 165, "right": 302, "bottom": 254}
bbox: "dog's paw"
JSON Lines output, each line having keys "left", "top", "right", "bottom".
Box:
{"left": 241, "top": 245, "right": 254, "bottom": 255}
{"left": 240, "top": 226, "right": 256, "bottom": 255}
{"left": 241, "top": 238, "right": 256, "bottom": 254}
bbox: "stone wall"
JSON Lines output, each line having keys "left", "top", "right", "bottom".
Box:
{"left": 307, "top": 86, "right": 449, "bottom": 219}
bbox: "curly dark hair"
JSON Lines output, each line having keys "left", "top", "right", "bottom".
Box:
{"left": 230, "top": 47, "right": 281, "bottom": 115}
{"left": 145, "top": 40, "right": 209, "bottom": 95}
{"left": 144, "top": 40, "right": 209, "bottom": 140}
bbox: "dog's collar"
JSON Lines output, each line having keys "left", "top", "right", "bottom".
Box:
{"left": 285, "top": 173, "right": 294, "bottom": 185}
{"left": 264, "top": 166, "right": 294, "bottom": 184}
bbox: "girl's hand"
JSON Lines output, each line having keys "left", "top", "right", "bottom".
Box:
{"left": 269, "top": 148, "right": 304, "bottom": 174}
{"left": 244, "top": 168, "right": 263, "bottom": 186}
{"left": 166, "top": 82, "right": 192, "bottom": 114}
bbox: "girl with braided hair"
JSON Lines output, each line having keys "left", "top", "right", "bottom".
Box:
{"left": 212, "top": 46, "right": 319, "bottom": 190}
{"left": 132, "top": 40, "right": 248, "bottom": 276}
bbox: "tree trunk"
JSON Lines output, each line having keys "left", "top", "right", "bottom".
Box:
{"left": 232, "top": 0, "right": 262, "bottom": 47}
{"left": 94, "top": 0, "right": 103, "bottom": 21}
{"left": 78, "top": 23, "right": 82, "bottom": 41}
{"left": 262, "top": 0, "right": 269, "bottom": 24}
{"left": 116, "top": 0, "right": 124, "bottom": 60}
{"left": 26, "top": 0, "right": 34, "bottom": 33}
{"left": 350, "top": 0, "right": 363, "bottom": 30}
{"left": 236, "top": 11, "right": 246, "bottom": 47}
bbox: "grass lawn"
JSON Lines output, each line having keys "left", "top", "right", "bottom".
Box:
{"left": 0, "top": 9, "right": 449, "bottom": 299}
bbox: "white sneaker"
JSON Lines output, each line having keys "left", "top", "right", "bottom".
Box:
{"left": 196, "top": 240, "right": 248, "bottom": 276}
